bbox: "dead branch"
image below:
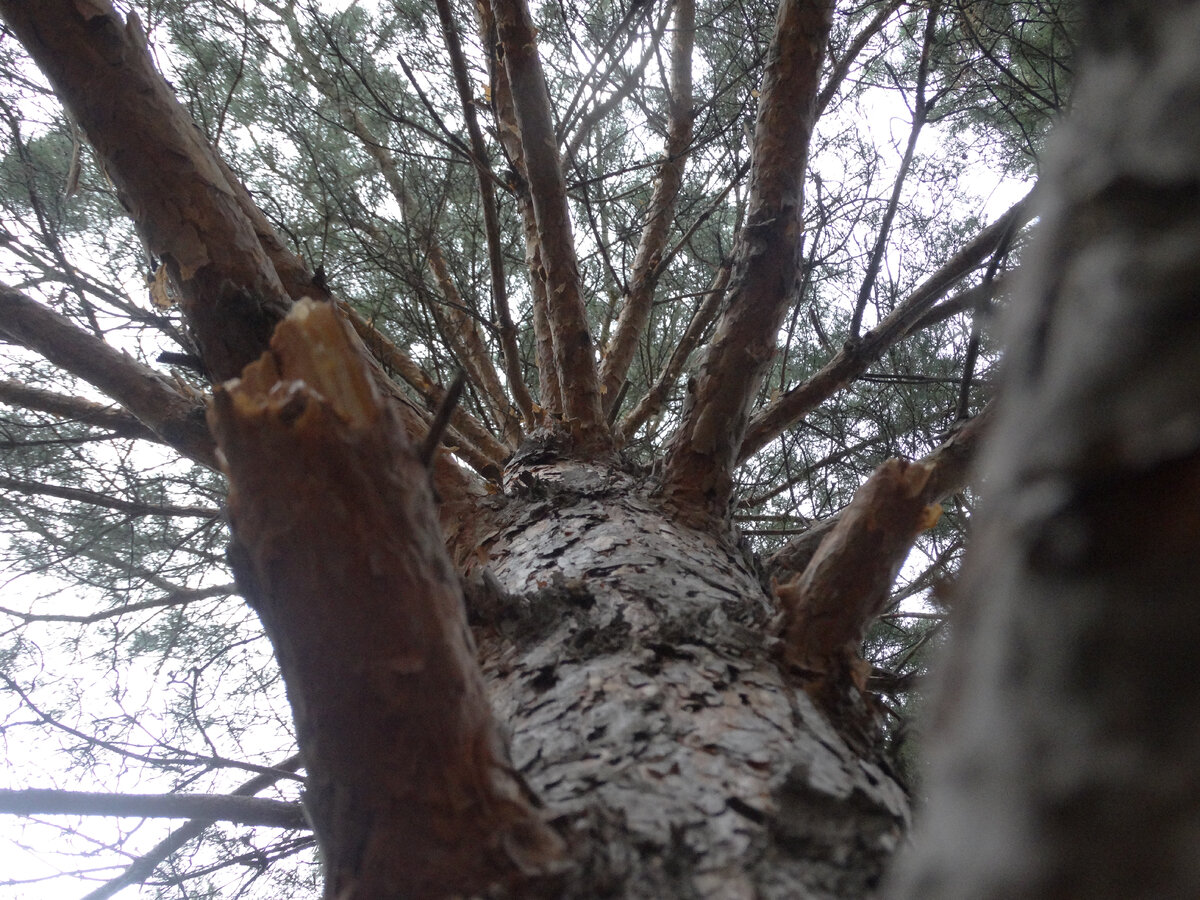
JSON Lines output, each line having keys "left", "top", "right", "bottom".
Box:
{"left": 80, "top": 754, "right": 304, "bottom": 900}
{"left": 0, "top": 788, "right": 304, "bottom": 829}
{"left": 209, "top": 299, "right": 561, "bottom": 897}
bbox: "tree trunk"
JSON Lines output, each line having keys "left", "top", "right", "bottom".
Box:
{"left": 891, "top": 2, "right": 1200, "bottom": 896}
{"left": 468, "top": 460, "right": 909, "bottom": 898}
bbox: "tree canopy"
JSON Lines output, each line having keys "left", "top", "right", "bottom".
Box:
{"left": 0, "top": 0, "right": 1077, "bottom": 896}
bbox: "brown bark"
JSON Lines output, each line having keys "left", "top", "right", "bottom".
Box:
{"left": 0, "top": 283, "right": 215, "bottom": 468}
{"left": 491, "top": 0, "right": 610, "bottom": 451}
{"left": 774, "top": 459, "right": 941, "bottom": 701}
{"left": 739, "top": 194, "right": 1034, "bottom": 463}
{"left": 617, "top": 263, "right": 731, "bottom": 443}
{"left": 476, "top": 0, "right": 563, "bottom": 419}
{"left": 892, "top": 3, "right": 1200, "bottom": 895}
{"left": 767, "top": 407, "right": 993, "bottom": 579}
{"left": 0, "top": 377, "right": 157, "bottom": 442}
{"left": 0, "top": 0, "right": 292, "bottom": 382}
{"left": 435, "top": 0, "right": 537, "bottom": 431}
{"left": 599, "top": 0, "right": 696, "bottom": 409}
{"left": 659, "top": 0, "right": 833, "bottom": 523}
{"left": 209, "top": 300, "right": 561, "bottom": 898}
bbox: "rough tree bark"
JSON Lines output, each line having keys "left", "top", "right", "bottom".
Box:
{"left": 0, "top": 0, "right": 960, "bottom": 897}
{"left": 891, "top": 2, "right": 1200, "bottom": 896}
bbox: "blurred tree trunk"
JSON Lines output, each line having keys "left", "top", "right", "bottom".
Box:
{"left": 891, "top": 2, "right": 1200, "bottom": 896}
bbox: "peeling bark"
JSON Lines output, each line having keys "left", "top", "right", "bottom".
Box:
{"left": 892, "top": 3, "right": 1200, "bottom": 895}
{"left": 767, "top": 407, "right": 992, "bottom": 580}
{"left": 209, "top": 300, "right": 560, "bottom": 898}
{"left": 467, "top": 461, "right": 909, "bottom": 898}
{"left": 660, "top": 0, "right": 833, "bottom": 523}
{"left": 491, "top": 0, "right": 610, "bottom": 450}
{"left": 774, "top": 458, "right": 941, "bottom": 718}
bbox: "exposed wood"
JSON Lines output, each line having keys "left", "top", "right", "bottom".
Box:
{"left": 209, "top": 300, "right": 561, "bottom": 898}
{"left": 660, "top": 0, "right": 834, "bottom": 522}
{"left": 892, "top": 4, "right": 1200, "bottom": 894}
{"left": 739, "top": 194, "right": 1035, "bottom": 463}
{"left": 273, "top": 8, "right": 524, "bottom": 448}
{"left": 491, "top": 0, "right": 611, "bottom": 451}
{"left": 0, "top": 283, "right": 215, "bottom": 468}
{"left": 341, "top": 301, "right": 508, "bottom": 470}
{"left": 600, "top": 0, "right": 696, "bottom": 409}
{"left": 0, "top": 0, "right": 292, "bottom": 382}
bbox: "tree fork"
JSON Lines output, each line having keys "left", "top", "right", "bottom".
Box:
{"left": 490, "top": 0, "right": 611, "bottom": 451}
{"left": 659, "top": 0, "right": 833, "bottom": 522}
{"left": 209, "top": 300, "right": 562, "bottom": 898}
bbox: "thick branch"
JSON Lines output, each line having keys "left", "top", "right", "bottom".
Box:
{"left": 0, "top": 378, "right": 155, "bottom": 439}
{"left": 893, "top": 5, "right": 1200, "bottom": 893}
{"left": 740, "top": 193, "right": 1034, "bottom": 462}
{"left": 0, "top": 789, "right": 305, "bottom": 830}
{"left": 767, "top": 407, "right": 993, "bottom": 579}
{"left": 600, "top": 0, "right": 696, "bottom": 407}
{"left": 475, "top": 0, "right": 561, "bottom": 418}
{"left": 492, "top": 0, "right": 610, "bottom": 450}
{"left": 1, "top": 0, "right": 292, "bottom": 381}
{"left": 0, "top": 283, "right": 215, "bottom": 468}
{"left": 660, "top": 0, "right": 834, "bottom": 521}
{"left": 774, "top": 458, "right": 941, "bottom": 697}
{"left": 209, "top": 300, "right": 560, "bottom": 897}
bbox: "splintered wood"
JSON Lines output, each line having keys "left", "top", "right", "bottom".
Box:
{"left": 776, "top": 458, "right": 941, "bottom": 695}
{"left": 208, "top": 299, "right": 561, "bottom": 899}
